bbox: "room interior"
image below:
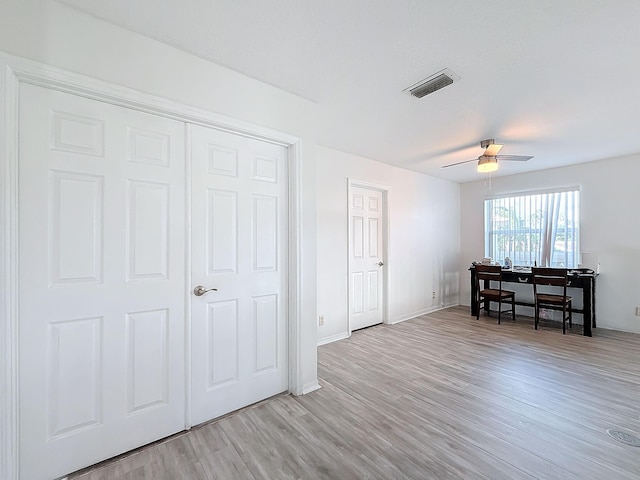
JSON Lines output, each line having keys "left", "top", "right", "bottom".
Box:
{"left": 1, "top": 1, "right": 640, "bottom": 479}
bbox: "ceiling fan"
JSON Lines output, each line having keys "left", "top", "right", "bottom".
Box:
{"left": 442, "top": 139, "right": 533, "bottom": 172}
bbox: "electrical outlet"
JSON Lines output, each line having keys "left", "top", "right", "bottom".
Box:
{"left": 318, "top": 315, "right": 325, "bottom": 326}
{"left": 635, "top": 307, "right": 640, "bottom": 316}
{"left": 432, "top": 291, "right": 436, "bottom": 299}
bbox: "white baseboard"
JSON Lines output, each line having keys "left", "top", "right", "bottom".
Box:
{"left": 389, "top": 303, "right": 457, "bottom": 325}
{"left": 317, "top": 331, "right": 350, "bottom": 347}
{"left": 300, "top": 381, "right": 321, "bottom": 395}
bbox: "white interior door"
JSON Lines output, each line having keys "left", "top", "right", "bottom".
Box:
{"left": 189, "top": 124, "right": 288, "bottom": 425}
{"left": 18, "top": 84, "right": 187, "bottom": 480}
{"left": 349, "top": 185, "right": 385, "bottom": 331}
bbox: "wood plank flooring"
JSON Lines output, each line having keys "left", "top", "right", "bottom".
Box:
{"left": 69, "top": 306, "right": 640, "bottom": 480}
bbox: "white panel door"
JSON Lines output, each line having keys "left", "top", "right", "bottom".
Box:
{"left": 18, "top": 84, "right": 186, "bottom": 480}
{"left": 190, "top": 125, "right": 288, "bottom": 425}
{"left": 349, "top": 186, "right": 384, "bottom": 331}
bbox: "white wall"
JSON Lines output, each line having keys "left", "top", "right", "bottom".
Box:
{"left": 0, "top": 0, "right": 319, "bottom": 388}
{"left": 316, "top": 146, "right": 461, "bottom": 344}
{"left": 460, "top": 154, "right": 640, "bottom": 334}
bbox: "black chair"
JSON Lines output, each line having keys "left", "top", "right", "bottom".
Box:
{"left": 475, "top": 264, "right": 516, "bottom": 324}
{"left": 532, "top": 267, "right": 572, "bottom": 334}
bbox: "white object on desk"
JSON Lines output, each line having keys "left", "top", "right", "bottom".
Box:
{"left": 580, "top": 251, "right": 599, "bottom": 273}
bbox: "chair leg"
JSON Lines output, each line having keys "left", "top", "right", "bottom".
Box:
{"left": 562, "top": 305, "right": 566, "bottom": 334}
{"left": 511, "top": 296, "right": 515, "bottom": 321}
{"left": 497, "top": 300, "right": 501, "bottom": 324}
{"left": 534, "top": 303, "right": 538, "bottom": 330}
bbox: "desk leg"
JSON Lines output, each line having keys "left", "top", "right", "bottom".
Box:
{"left": 470, "top": 270, "right": 478, "bottom": 317}
{"left": 584, "top": 279, "right": 592, "bottom": 337}
{"left": 592, "top": 278, "right": 596, "bottom": 328}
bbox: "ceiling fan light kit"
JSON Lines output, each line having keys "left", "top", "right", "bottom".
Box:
{"left": 477, "top": 155, "right": 498, "bottom": 173}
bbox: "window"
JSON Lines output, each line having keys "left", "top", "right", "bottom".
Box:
{"left": 484, "top": 187, "right": 580, "bottom": 268}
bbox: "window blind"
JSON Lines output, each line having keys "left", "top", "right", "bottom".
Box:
{"left": 484, "top": 188, "right": 580, "bottom": 267}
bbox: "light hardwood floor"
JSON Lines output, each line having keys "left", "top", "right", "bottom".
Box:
{"left": 70, "top": 306, "right": 640, "bottom": 480}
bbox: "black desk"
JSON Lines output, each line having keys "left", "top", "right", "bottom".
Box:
{"left": 469, "top": 267, "right": 596, "bottom": 337}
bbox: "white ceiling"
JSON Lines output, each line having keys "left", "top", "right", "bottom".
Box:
{"left": 59, "top": 0, "right": 640, "bottom": 183}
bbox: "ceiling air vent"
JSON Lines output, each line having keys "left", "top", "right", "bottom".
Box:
{"left": 404, "top": 68, "right": 460, "bottom": 99}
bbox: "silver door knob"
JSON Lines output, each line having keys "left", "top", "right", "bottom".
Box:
{"left": 378, "top": 261, "right": 384, "bottom": 267}
{"left": 193, "top": 285, "right": 218, "bottom": 296}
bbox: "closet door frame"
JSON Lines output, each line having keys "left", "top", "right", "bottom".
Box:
{"left": 0, "top": 53, "right": 306, "bottom": 480}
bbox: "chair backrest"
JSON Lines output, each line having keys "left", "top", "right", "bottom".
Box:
{"left": 475, "top": 264, "right": 503, "bottom": 287}
{"left": 531, "top": 267, "right": 568, "bottom": 286}
{"left": 531, "top": 267, "right": 568, "bottom": 296}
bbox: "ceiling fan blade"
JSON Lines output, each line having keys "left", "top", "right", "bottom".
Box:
{"left": 484, "top": 143, "right": 503, "bottom": 156}
{"left": 441, "top": 158, "right": 478, "bottom": 168}
{"left": 495, "top": 155, "right": 533, "bottom": 162}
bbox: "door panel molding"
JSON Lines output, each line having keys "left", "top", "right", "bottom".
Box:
{"left": 347, "top": 178, "right": 390, "bottom": 333}
{"left": 0, "top": 52, "right": 306, "bottom": 480}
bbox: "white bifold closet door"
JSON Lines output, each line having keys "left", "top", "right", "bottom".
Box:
{"left": 18, "top": 83, "right": 187, "bottom": 480}
{"left": 17, "top": 83, "right": 290, "bottom": 480}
